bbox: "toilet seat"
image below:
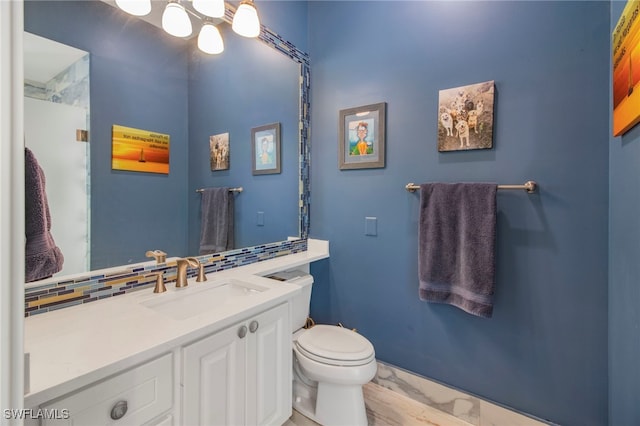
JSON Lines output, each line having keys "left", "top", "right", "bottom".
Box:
{"left": 295, "top": 325, "right": 375, "bottom": 366}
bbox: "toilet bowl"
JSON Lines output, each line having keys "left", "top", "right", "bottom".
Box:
{"left": 265, "top": 270, "right": 377, "bottom": 426}
{"left": 292, "top": 325, "right": 377, "bottom": 426}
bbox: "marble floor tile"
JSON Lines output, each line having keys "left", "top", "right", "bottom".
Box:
{"left": 364, "top": 382, "right": 475, "bottom": 426}
{"left": 285, "top": 409, "right": 320, "bottom": 426}
{"left": 479, "top": 401, "right": 548, "bottom": 426}
{"left": 373, "top": 362, "right": 480, "bottom": 425}
{"left": 286, "top": 383, "right": 473, "bottom": 426}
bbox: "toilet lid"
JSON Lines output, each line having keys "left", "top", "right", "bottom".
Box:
{"left": 295, "top": 325, "right": 375, "bottom": 366}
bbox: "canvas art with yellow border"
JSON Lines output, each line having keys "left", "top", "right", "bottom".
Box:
{"left": 112, "top": 124, "right": 170, "bottom": 174}
{"left": 613, "top": 0, "right": 640, "bottom": 136}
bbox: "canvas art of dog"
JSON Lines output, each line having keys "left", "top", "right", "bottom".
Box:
{"left": 456, "top": 120, "right": 470, "bottom": 148}
{"left": 467, "top": 110, "right": 479, "bottom": 134}
{"left": 437, "top": 80, "right": 494, "bottom": 152}
{"left": 440, "top": 112, "right": 454, "bottom": 136}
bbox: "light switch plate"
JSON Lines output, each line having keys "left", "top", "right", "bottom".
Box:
{"left": 365, "top": 217, "right": 377, "bottom": 236}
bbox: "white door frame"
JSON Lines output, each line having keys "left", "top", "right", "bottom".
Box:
{"left": 1, "top": 0, "right": 26, "bottom": 421}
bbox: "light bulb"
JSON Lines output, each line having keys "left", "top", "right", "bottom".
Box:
{"left": 232, "top": 0, "right": 260, "bottom": 38}
{"left": 198, "top": 23, "right": 224, "bottom": 55}
{"left": 115, "top": 0, "right": 151, "bottom": 16}
{"left": 162, "top": 2, "right": 192, "bottom": 38}
{"left": 193, "top": 0, "right": 225, "bottom": 18}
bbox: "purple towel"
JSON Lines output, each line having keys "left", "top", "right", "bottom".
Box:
{"left": 199, "top": 187, "right": 234, "bottom": 254}
{"left": 418, "top": 183, "right": 497, "bottom": 318}
{"left": 25, "top": 147, "right": 64, "bottom": 282}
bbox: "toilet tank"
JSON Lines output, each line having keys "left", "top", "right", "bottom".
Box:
{"left": 265, "top": 270, "right": 313, "bottom": 332}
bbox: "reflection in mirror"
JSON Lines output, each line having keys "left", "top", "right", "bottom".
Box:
{"left": 24, "top": 32, "right": 90, "bottom": 280}
{"left": 24, "top": 0, "right": 307, "bottom": 284}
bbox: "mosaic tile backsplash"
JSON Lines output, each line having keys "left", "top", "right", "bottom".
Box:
{"left": 25, "top": 239, "right": 308, "bottom": 317}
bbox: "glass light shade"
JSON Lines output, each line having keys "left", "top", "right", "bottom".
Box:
{"left": 192, "top": 0, "right": 225, "bottom": 18}
{"left": 162, "top": 2, "right": 193, "bottom": 38}
{"left": 198, "top": 23, "right": 224, "bottom": 55}
{"left": 115, "top": 0, "right": 151, "bottom": 16}
{"left": 232, "top": 1, "right": 260, "bottom": 38}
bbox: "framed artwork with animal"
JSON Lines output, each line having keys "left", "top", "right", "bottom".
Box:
{"left": 437, "top": 80, "right": 495, "bottom": 152}
{"left": 209, "top": 132, "right": 230, "bottom": 171}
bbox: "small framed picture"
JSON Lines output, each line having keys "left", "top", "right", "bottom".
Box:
{"left": 209, "top": 132, "right": 229, "bottom": 171}
{"left": 338, "top": 102, "right": 386, "bottom": 170}
{"left": 251, "top": 122, "right": 281, "bottom": 175}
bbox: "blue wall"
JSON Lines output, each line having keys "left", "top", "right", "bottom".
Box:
{"left": 308, "top": 2, "right": 610, "bottom": 425}
{"left": 609, "top": 1, "right": 640, "bottom": 425}
{"left": 25, "top": 1, "right": 307, "bottom": 267}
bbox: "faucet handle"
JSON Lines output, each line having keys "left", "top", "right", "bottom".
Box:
{"left": 195, "top": 262, "right": 207, "bottom": 282}
{"left": 183, "top": 257, "right": 207, "bottom": 282}
{"left": 146, "top": 272, "right": 166, "bottom": 293}
{"left": 145, "top": 250, "right": 167, "bottom": 264}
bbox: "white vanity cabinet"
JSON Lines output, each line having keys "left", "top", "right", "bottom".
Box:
{"left": 38, "top": 353, "right": 174, "bottom": 425}
{"left": 182, "top": 302, "right": 291, "bottom": 426}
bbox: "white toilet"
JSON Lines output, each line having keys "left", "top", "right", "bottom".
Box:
{"left": 273, "top": 270, "right": 377, "bottom": 426}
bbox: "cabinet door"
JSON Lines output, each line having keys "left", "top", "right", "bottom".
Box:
{"left": 246, "top": 303, "right": 291, "bottom": 426}
{"left": 183, "top": 324, "right": 246, "bottom": 426}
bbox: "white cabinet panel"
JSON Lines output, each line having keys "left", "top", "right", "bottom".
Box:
{"left": 41, "top": 353, "right": 172, "bottom": 426}
{"left": 183, "top": 323, "right": 245, "bottom": 426}
{"left": 144, "top": 414, "right": 173, "bottom": 426}
{"left": 183, "top": 303, "right": 291, "bottom": 426}
{"left": 249, "top": 304, "right": 291, "bottom": 426}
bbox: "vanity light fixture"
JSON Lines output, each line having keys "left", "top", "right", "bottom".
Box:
{"left": 115, "top": 0, "right": 261, "bottom": 53}
{"left": 162, "top": 1, "right": 193, "bottom": 38}
{"left": 198, "top": 21, "right": 224, "bottom": 54}
{"left": 192, "top": 0, "right": 225, "bottom": 18}
{"left": 114, "top": 0, "right": 151, "bottom": 16}
{"left": 231, "top": 0, "right": 260, "bottom": 38}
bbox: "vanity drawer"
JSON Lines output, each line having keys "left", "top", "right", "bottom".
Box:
{"left": 41, "top": 353, "right": 173, "bottom": 426}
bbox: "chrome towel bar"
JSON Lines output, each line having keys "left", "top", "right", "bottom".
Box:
{"left": 196, "top": 187, "right": 243, "bottom": 193}
{"left": 405, "top": 181, "right": 537, "bottom": 193}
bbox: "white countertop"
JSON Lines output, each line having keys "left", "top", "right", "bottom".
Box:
{"left": 24, "top": 239, "right": 329, "bottom": 408}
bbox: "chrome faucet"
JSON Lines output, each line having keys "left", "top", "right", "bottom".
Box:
{"left": 175, "top": 257, "right": 200, "bottom": 288}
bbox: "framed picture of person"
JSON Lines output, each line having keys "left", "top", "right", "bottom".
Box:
{"left": 251, "top": 122, "right": 281, "bottom": 175}
{"left": 338, "top": 102, "right": 386, "bottom": 170}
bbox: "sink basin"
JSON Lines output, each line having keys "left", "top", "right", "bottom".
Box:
{"left": 141, "top": 278, "right": 268, "bottom": 320}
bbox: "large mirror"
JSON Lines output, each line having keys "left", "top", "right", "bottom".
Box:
{"left": 24, "top": 0, "right": 308, "bottom": 284}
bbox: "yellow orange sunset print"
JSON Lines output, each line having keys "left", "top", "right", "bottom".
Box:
{"left": 613, "top": 0, "right": 640, "bottom": 136}
{"left": 112, "top": 125, "right": 170, "bottom": 174}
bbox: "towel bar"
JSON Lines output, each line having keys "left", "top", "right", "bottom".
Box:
{"left": 196, "top": 187, "right": 243, "bottom": 193}
{"left": 405, "top": 181, "right": 537, "bottom": 193}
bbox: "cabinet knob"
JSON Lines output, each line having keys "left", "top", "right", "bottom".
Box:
{"left": 238, "top": 325, "right": 248, "bottom": 338}
{"left": 249, "top": 320, "right": 259, "bottom": 333}
{"left": 110, "top": 400, "right": 128, "bottom": 420}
